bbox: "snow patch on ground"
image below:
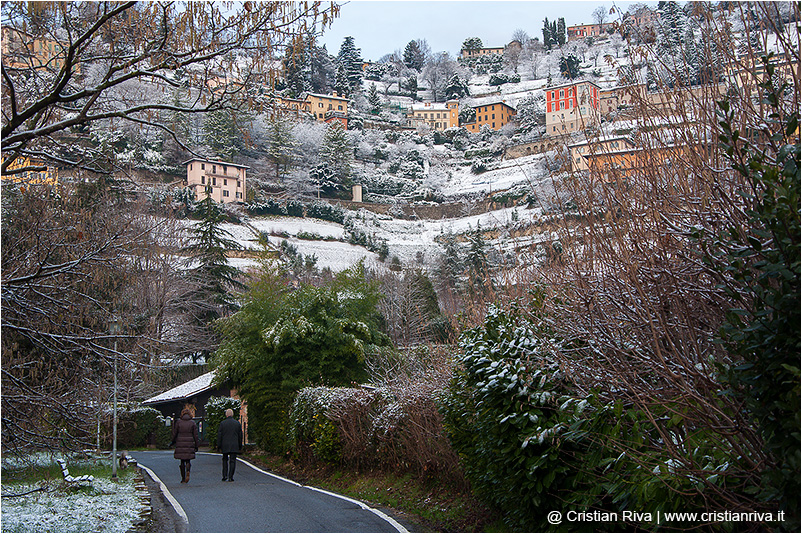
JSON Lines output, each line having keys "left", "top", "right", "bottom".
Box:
{"left": 1, "top": 464, "right": 141, "bottom": 533}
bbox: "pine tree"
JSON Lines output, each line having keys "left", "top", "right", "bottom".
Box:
{"left": 314, "top": 121, "right": 352, "bottom": 196}
{"left": 335, "top": 36, "right": 363, "bottom": 97}
{"left": 367, "top": 83, "right": 381, "bottom": 113}
{"left": 204, "top": 109, "right": 245, "bottom": 160}
{"left": 283, "top": 34, "right": 313, "bottom": 97}
{"left": 403, "top": 40, "right": 425, "bottom": 71}
{"left": 266, "top": 116, "right": 296, "bottom": 181}
{"left": 182, "top": 194, "right": 245, "bottom": 361}
{"left": 658, "top": 1, "right": 684, "bottom": 54}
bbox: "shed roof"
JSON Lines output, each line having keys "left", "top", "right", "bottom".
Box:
{"left": 143, "top": 370, "right": 218, "bottom": 405}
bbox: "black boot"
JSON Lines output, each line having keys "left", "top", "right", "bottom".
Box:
{"left": 185, "top": 462, "right": 191, "bottom": 483}
{"left": 180, "top": 462, "right": 186, "bottom": 483}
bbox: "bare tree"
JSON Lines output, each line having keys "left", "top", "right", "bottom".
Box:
{"left": 1, "top": 0, "right": 337, "bottom": 454}
{"left": 1, "top": 1, "right": 339, "bottom": 177}
{"left": 592, "top": 5, "right": 609, "bottom": 26}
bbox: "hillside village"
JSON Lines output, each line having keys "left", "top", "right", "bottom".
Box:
{"left": 1, "top": 2, "right": 800, "bottom": 532}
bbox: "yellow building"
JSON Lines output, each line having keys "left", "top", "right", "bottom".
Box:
{"left": 304, "top": 92, "right": 349, "bottom": 125}
{"left": 183, "top": 158, "right": 248, "bottom": 204}
{"left": 1, "top": 156, "right": 59, "bottom": 185}
{"left": 465, "top": 101, "right": 516, "bottom": 132}
{"left": 569, "top": 136, "right": 636, "bottom": 173}
{"left": 408, "top": 100, "right": 459, "bottom": 130}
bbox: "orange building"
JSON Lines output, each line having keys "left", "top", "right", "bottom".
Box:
{"left": 545, "top": 80, "right": 600, "bottom": 135}
{"left": 582, "top": 143, "right": 706, "bottom": 181}
{"left": 408, "top": 100, "right": 459, "bottom": 130}
{"left": 465, "top": 100, "right": 516, "bottom": 132}
{"left": 183, "top": 158, "right": 248, "bottom": 204}
{"left": 567, "top": 23, "right": 615, "bottom": 41}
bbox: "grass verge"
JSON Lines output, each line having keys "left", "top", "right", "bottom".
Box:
{"left": 243, "top": 452, "right": 497, "bottom": 532}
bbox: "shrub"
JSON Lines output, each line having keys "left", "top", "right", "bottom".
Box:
{"left": 286, "top": 199, "right": 305, "bottom": 217}
{"left": 112, "top": 406, "right": 166, "bottom": 449}
{"left": 306, "top": 201, "right": 346, "bottom": 224}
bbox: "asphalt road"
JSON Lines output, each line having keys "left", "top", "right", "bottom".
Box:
{"left": 132, "top": 450, "right": 405, "bottom": 533}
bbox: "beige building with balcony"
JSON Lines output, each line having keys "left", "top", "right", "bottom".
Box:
{"left": 408, "top": 100, "right": 459, "bottom": 130}
{"left": 183, "top": 158, "right": 248, "bottom": 204}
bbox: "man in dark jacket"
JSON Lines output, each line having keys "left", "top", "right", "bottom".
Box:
{"left": 217, "top": 408, "right": 243, "bottom": 482}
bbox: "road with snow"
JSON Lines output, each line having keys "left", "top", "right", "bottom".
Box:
{"left": 133, "top": 450, "right": 405, "bottom": 533}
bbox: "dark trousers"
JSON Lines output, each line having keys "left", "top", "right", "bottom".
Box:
{"left": 222, "top": 453, "right": 237, "bottom": 480}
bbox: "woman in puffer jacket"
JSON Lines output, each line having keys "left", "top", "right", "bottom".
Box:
{"left": 171, "top": 407, "right": 199, "bottom": 483}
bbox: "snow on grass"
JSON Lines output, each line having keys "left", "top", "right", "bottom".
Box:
{"left": 288, "top": 237, "right": 383, "bottom": 272}
{"left": 1, "top": 456, "right": 142, "bottom": 533}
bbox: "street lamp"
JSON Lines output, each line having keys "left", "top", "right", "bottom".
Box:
{"left": 109, "top": 316, "right": 120, "bottom": 482}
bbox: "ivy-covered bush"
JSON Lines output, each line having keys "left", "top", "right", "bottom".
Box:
{"left": 205, "top": 396, "right": 242, "bottom": 451}
{"left": 441, "top": 305, "right": 747, "bottom": 531}
{"left": 112, "top": 406, "right": 169, "bottom": 449}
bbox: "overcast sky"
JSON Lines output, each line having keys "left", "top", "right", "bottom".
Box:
{"left": 319, "top": 0, "right": 660, "bottom": 61}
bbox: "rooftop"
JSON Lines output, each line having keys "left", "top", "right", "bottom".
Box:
{"left": 143, "top": 370, "right": 218, "bottom": 405}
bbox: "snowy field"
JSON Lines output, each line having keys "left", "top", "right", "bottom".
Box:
{"left": 1, "top": 455, "right": 143, "bottom": 533}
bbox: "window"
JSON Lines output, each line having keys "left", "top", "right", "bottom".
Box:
{"left": 492, "top": 122, "right": 496, "bottom": 128}
{"left": 201, "top": 163, "right": 205, "bottom": 170}
{"left": 190, "top": 164, "right": 192, "bottom": 171}
{"left": 201, "top": 176, "right": 205, "bottom": 184}
{"left": 560, "top": 90, "right": 564, "bottom": 97}
{"left": 224, "top": 179, "right": 228, "bottom": 186}
{"left": 492, "top": 114, "right": 495, "bottom": 119}
{"left": 318, "top": 103, "right": 323, "bottom": 108}
{"left": 223, "top": 190, "right": 229, "bottom": 197}
{"left": 338, "top": 105, "right": 343, "bottom": 110}
{"left": 223, "top": 165, "right": 227, "bottom": 173}
{"left": 236, "top": 192, "right": 242, "bottom": 199}
{"left": 212, "top": 165, "right": 216, "bottom": 173}
{"left": 212, "top": 177, "right": 217, "bottom": 186}
{"left": 237, "top": 180, "right": 241, "bottom": 188}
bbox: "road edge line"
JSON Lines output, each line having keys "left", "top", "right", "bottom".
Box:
{"left": 236, "top": 456, "right": 408, "bottom": 533}
{"left": 138, "top": 462, "right": 189, "bottom": 529}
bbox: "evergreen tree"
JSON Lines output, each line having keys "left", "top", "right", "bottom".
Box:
{"left": 557, "top": 18, "right": 567, "bottom": 46}
{"left": 559, "top": 54, "right": 581, "bottom": 79}
{"left": 311, "top": 44, "right": 335, "bottom": 94}
{"left": 403, "top": 40, "right": 425, "bottom": 71}
{"left": 436, "top": 230, "right": 464, "bottom": 296}
{"left": 204, "top": 109, "right": 247, "bottom": 160}
{"left": 314, "top": 121, "right": 352, "bottom": 196}
{"left": 542, "top": 18, "right": 553, "bottom": 50}
{"left": 283, "top": 34, "right": 313, "bottom": 97}
{"left": 444, "top": 74, "right": 469, "bottom": 100}
{"left": 466, "top": 223, "right": 491, "bottom": 297}
{"left": 266, "top": 116, "right": 296, "bottom": 182}
{"left": 367, "top": 83, "right": 381, "bottom": 113}
{"left": 461, "top": 37, "right": 483, "bottom": 52}
{"left": 182, "top": 194, "right": 245, "bottom": 361}
{"left": 658, "top": 1, "right": 684, "bottom": 54}
{"left": 515, "top": 94, "right": 540, "bottom": 133}
{"left": 335, "top": 36, "right": 363, "bottom": 97}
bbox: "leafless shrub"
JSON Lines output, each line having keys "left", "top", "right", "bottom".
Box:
{"left": 526, "top": 1, "right": 799, "bottom": 511}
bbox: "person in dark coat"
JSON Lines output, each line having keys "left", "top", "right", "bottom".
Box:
{"left": 171, "top": 407, "right": 199, "bottom": 483}
{"left": 217, "top": 408, "right": 243, "bottom": 482}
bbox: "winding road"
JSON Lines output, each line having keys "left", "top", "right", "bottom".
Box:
{"left": 132, "top": 450, "right": 406, "bottom": 533}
